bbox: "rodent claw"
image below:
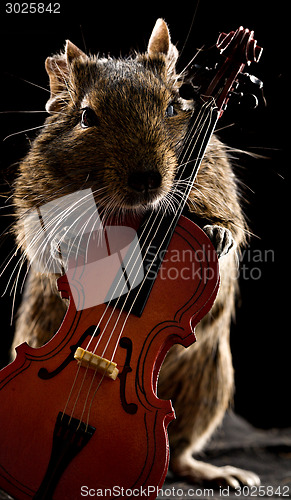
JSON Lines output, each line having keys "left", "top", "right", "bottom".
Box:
{"left": 203, "top": 224, "right": 236, "bottom": 258}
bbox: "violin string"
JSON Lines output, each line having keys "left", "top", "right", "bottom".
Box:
{"left": 96, "top": 99, "right": 215, "bottom": 358}
{"left": 67, "top": 363, "right": 92, "bottom": 425}
{"left": 84, "top": 369, "right": 108, "bottom": 431}
{"left": 77, "top": 367, "right": 100, "bottom": 429}
{"left": 80, "top": 100, "right": 208, "bottom": 354}
{"left": 64, "top": 99, "right": 216, "bottom": 424}
{"left": 83, "top": 103, "right": 216, "bottom": 427}
{"left": 61, "top": 363, "right": 82, "bottom": 420}
{"left": 105, "top": 103, "right": 217, "bottom": 361}
{"left": 81, "top": 107, "right": 206, "bottom": 359}
{"left": 81, "top": 101, "right": 217, "bottom": 426}
{"left": 60, "top": 104, "right": 205, "bottom": 419}
{"left": 66, "top": 99, "right": 214, "bottom": 419}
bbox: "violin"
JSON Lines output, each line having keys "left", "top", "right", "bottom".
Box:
{"left": 0, "top": 27, "right": 262, "bottom": 500}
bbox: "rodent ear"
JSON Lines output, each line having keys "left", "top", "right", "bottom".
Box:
{"left": 147, "top": 18, "right": 179, "bottom": 72}
{"left": 45, "top": 53, "right": 69, "bottom": 113}
{"left": 45, "top": 40, "right": 87, "bottom": 113}
{"left": 65, "top": 40, "right": 87, "bottom": 64}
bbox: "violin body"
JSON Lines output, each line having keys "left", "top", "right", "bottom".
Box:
{"left": 0, "top": 216, "right": 219, "bottom": 499}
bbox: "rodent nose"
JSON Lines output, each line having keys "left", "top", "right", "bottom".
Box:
{"left": 128, "top": 171, "right": 161, "bottom": 193}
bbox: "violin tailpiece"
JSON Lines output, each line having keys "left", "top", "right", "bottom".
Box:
{"left": 74, "top": 347, "right": 119, "bottom": 380}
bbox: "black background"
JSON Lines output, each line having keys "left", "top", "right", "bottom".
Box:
{"left": 0, "top": 1, "right": 289, "bottom": 429}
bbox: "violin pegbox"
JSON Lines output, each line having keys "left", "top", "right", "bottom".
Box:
{"left": 217, "top": 27, "right": 264, "bottom": 111}
{"left": 180, "top": 26, "right": 263, "bottom": 116}
{"left": 216, "top": 26, "right": 263, "bottom": 64}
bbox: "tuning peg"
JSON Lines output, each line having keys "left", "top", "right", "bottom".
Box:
{"left": 238, "top": 72, "right": 263, "bottom": 89}
{"left": 229, "top": 72, "right": 264, "bottom": 110}
{"left": 236, "top": 72, "right": 264, "bottom": 108}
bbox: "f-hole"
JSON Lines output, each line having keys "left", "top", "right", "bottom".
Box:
{"left": 118, "top": 337, "right": 138, "bottom": 415}
{"left": 38, "top": 325, "right": 100, "bottom": 380}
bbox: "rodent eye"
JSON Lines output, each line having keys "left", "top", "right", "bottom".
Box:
{"left": 165, "top": 103, "right": 177, "bottom": 118}
{"left": 81, "top": 107, "right": 99, "bottom": 128}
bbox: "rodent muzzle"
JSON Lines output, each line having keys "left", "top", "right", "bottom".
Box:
{"left": 127, "top": 170, "right": 162, "bottom": 194}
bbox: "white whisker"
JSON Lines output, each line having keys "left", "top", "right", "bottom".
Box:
{"left": 3, "top": 124, "right": 48, "bottom": 142}
{"left": 0, "top": 110, "right": 47, "bottom": 114}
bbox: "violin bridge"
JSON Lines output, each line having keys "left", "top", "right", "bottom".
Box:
{"left": 74, "top": 347, "right": 119, "bottom": 380}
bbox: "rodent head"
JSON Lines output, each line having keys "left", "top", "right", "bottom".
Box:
{"left": 15, "top": 19, "right": 192, "bottom": 221}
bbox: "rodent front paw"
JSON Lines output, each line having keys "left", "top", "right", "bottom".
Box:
{"left": 203, "top": 224, "right": 235, "bottom": 258}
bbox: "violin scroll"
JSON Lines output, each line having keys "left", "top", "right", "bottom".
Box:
{"left": 181, "top": 26, "right": 263, "bottom": 117}
{"left": 216, "top": 26, "right": 263, "bottom": 64}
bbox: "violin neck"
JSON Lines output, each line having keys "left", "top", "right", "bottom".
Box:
{"left": 175, "top": 99, "right": 219, "bottom": 203}
{"left": 116, "top": 100, "right": 219, "bottom": 317}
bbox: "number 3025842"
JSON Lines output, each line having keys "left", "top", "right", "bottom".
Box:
{"left": 5, "top": 3, "right": 60, "bottom": 13}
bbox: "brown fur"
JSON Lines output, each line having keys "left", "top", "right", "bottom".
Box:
{"left": 10, "top": 19, "right": 259, "bottom": 487}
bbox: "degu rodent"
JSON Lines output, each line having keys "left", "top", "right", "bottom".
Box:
{"left": 10, "top": 19, "right": 260, "bottom": 488}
